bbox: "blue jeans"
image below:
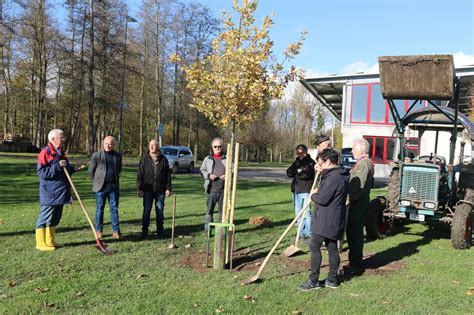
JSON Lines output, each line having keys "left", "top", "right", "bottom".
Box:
{"left": 95, "top": 187, "right": 120, "bottom": 232}
{"left": 293, "top": 192, "right": 312, "bottom": 238}
{"left": 204, "top": 191, "right": 224, "bottom": 231}
{"left": 36, "top": 205, "right": 64, "bottom": 228}
{"left": 142, "top": 191, "right": 165, "bottom": 233}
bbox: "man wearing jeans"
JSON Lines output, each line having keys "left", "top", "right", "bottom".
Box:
{"left": 136, "top": 140, "right": 172, "bottom": 239}
{"left": 286, "top": 144, "right": 316, "bottom": 241}
{"left": 89, "top": 136, "right": 123, "bottom": 240}
{"left": 200, "top": 138, "right": 227, "bottom": 231}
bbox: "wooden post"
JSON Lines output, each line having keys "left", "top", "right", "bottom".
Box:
{"left": 226, "top": 143, "right": 239, "bottom": 266}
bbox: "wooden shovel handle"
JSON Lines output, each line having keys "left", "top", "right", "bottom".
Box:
{"left": 63, "top": 167, "right": 99, "bottom": 241}
{"left": 253, "top": 199, "right": 310, "bottom": 279}
{"left": 294, "top": 174, "right": 320, "bottom": 247}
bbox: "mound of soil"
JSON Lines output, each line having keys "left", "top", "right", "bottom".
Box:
{"left": 248, "top": 216, "right": 272, "bottom": 227}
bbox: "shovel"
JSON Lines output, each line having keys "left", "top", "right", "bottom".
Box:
{"left": 281, "top": 175, "right": 320, "bottom": 258}
{"left": 168, "top": 194, "right": 177, "bottom": 249}
{"left": 240, "top": 193, "right": 315, "bottom": 285}
{"left": 63, "top": 167, "right": 113, "bottom": 255}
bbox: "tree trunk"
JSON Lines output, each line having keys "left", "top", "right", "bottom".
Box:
{"left": 87, "top": 0, "right": 96, "bottom": 157}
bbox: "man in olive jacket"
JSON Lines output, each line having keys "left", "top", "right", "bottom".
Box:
{"left": 346, "top": 138, "right": 374, "bottom": 273}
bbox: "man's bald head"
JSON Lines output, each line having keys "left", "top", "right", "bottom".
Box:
{"left": 103, "top": 136, "right": 115, "bottom": 152}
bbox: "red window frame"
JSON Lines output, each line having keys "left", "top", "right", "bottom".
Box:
{"left": 350, "top": 83, "right": 426, "bottom": 125}
{"left": 363, "top": 136, "right": 395, "bottom": 164}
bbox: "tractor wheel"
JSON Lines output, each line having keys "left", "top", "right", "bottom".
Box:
{"left": 451, "top": 203, "right": 473, "bottom": 249}
{"left": 188, "top": 162, "right": 194, "bottom": 173}
{"left": 365, "top": 197, "right": 390, "bottom": 240}
{"left": 387, "top": 168, "right": 400, "bottom": 212}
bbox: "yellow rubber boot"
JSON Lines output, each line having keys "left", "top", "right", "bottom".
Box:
{"left": 36, "top": 228, "right": 55, "bottom": 251}
{"left": 45, "top": 227, "right": 63, "bottom": 248}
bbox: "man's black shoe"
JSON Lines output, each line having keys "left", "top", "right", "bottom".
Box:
{"left": 340, "top": 265, "right": 364, "bottom": 277}
{"left": 139, "top": 232, "right": 148, "bottom": 240}
{"left": 298, "top": 279, "right": 322, "bottom": 292}
{"left": 324, "top": 279, "right": 338, "bottom": 289}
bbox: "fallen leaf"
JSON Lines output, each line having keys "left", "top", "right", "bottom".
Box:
{"left": 0, "top": 293, "right": 7, "bottom": 299}
{"left": 192, "top": 303, "right": 199, "bottom": 308}
{"left": 451, "top": 280, "right": 461, "bottom": 285}
{"left": 76, "top": 291, "right": 84, "bottom": 297}
{"left": 350, "top": 293, "right": 359, "bottom": 297}
{"left": 185, "top": 244, "right": 192, "bottom": 248}
{"left": 34, "top": 288, "right": 49, "bottom": 294}
{"left": 215, "top": 306, "right": 225, "bottom": 313}
{"left": 381, "top": 300, "right": 391, "bottom": 304}
{"left": 8, "top": 281, "right": 16, "bottom": 288}
{"left": 467, "top": 288, "right": 474, "bottom": 296}
{"left": 0, "top": 219, "right": 4, "bottom": 224}
{"left": 255, "top": 262, "right": 261, "bottom": 266}
{"left": 292, "top": 310, "right": 302, "bottom": 315}
{"left": 243, "top": 294, "right": 255, "bottom": 302}
{"left": 137, "top": 274, "right": 148, "bottom": 278}
{"left": 43, "top": 301, "right": 55, "bottom": 308}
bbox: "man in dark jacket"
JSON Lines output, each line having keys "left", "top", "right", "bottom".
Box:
{"left": 36, "top": 129, "right": 75, "bottom": 251}
{"left": 286, "top": 144, "right": 316, "bottom": 239}
{"left": 299, "top": 148, "right": 349, "bottom": 291}
{"left": 89, "top": 136, "right": 123, "bottom": 240}
{"left": 136, "top": 140, "right": 172, "bottom": 239}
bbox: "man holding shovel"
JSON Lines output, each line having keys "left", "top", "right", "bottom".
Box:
{"left": 35, "top": 129, "right": 75, "bottom": 251}
{"left": 286, "top": 144, "right": 316, "bottom": 242}
{"left": 298, "top": 148, "right": 349, "bottom": 291}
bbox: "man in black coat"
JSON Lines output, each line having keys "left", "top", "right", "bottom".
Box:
{"left": 299, "top": 148, "right": 349, "bottom": 291}
{"left": 136, "top": 140, "right": 172, "bottom": 239}
{"left": 286, "top": 144, "right": 316, "bottom": 240}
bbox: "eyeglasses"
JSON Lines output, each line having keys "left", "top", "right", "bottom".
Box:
{"left": 213, "top": 146, "right": 222, "bottom": 149}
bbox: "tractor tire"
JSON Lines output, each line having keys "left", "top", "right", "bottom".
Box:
{"left": 451, "top": 203, "right": 473, "bottom": 249}
{"left": 387, "top": 168, "right": 400, "bottom": 212}
{"left": 188, "top": 162, "right": 194, "bottom": 173}
{"left": 365, "top": 197, "right": 390, "bottom": 240}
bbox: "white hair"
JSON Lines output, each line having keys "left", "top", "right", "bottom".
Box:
{"left": 48, "top": 129, "right": 64, "bottom": 142}
{"left": 353, "top": 138, "right": 370, "bottom": 154}
{"left": 211, "top": 137, "right": 223, "bottom": 145}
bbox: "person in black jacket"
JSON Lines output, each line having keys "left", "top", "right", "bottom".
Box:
{"left": 136, "top": 140, "right": 172, "bottom": 239}
{"left": 286, "top": 144, "right": 316, "bottom": 240}
{"left": 299, "top": 148, "right": 349, "bottom": 291}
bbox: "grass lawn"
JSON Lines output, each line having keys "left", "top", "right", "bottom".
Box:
{"left": 0, "top": 157, "right": 473, "bottom": 314}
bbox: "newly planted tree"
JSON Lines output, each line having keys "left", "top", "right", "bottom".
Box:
{"left": 182, "top": 0, "right": 306, "bottom": 146}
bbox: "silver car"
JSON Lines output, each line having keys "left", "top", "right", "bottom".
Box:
{"left": 161, "top": 145, "right": 194, "bottom": 173}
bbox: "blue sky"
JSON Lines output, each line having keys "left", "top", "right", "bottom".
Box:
{"left": 127, "top": 0, "right": 473, "bottom": 76}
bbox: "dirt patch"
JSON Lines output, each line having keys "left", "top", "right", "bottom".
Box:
{"left": 178, "top": 248, "right": 407, "bottom": 277}
{"left": 248, "top": 216, "right": 272, "bottom": 227}
{"left": 362, "top": 253, "right": 408, "bottom": 276}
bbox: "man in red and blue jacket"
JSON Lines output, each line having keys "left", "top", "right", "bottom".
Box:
{"left": 35, "top": 129, "right": 75, "bottom": 251}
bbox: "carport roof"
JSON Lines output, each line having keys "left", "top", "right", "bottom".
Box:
{"left": 301, "top": 66, "right": 474, "bottom": 121}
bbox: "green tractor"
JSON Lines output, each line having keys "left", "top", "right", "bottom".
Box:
{"left": 365, "top": 55, "right": 473, "bottom": 249}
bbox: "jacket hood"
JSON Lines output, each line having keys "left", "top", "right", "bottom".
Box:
{"left": 322, "top": 166, "right": 349, "bottom": 178}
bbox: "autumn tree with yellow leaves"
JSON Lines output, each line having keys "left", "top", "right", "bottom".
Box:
{"left": 182, "top": 0, "right": 306, "bottom": 144}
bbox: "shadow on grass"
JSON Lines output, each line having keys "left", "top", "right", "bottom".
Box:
{"left": 342, "top": 222, "right": 449, "bottom": 283}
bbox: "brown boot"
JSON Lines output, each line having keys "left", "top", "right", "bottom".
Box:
{"left": 112, "top": 231, "right": 123, "bottom": 240}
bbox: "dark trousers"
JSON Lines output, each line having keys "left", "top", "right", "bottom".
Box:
{"left": 309, "top": 233, "right": 339, "bottom": 283}
{"left": 346, "top": 202, "right": 368, "bottom": 269}
{"left": 142, "top": 191, "right": 165, "bottom": 233}
{"left": 204, "top": 190, "right": 223, "bottom": 231}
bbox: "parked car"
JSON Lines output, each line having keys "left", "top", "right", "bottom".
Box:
{"left": 341, "top": 147, "right": 356, "bottom": 170}
{"left": 160, "top": 145, "right": 194, "bottom": 173}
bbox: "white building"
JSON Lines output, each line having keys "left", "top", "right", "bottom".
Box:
{"left": 301, "top": 66, "right": 474, "bottom": 178}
